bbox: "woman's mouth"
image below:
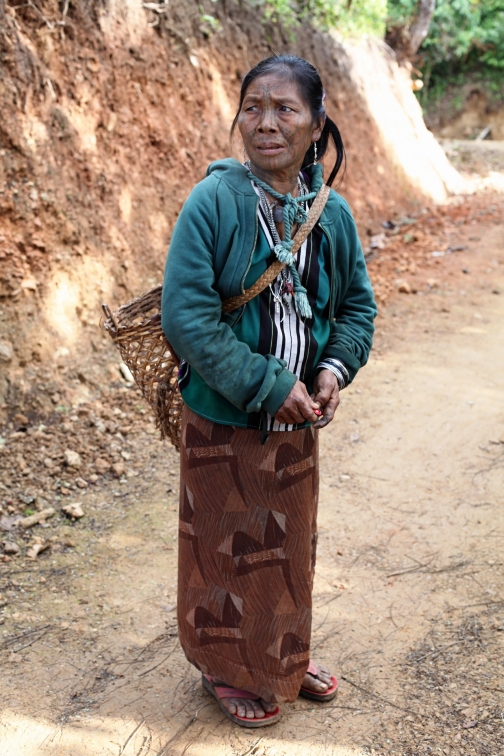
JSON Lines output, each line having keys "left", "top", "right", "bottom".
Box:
{"left": 256, "top": 143, "right": 286, "bottom": 155}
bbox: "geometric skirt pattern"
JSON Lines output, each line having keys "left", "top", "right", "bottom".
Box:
{"left": 177, "top": 406, "right": 319, "bottom": 703}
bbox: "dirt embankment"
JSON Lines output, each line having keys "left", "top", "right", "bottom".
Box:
{"left": 0, "top": 0, "right": 428, "bottom": 421}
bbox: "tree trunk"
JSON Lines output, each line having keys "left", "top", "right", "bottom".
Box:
{"left": 409, "top": 0, "right": 436, "bottom": 55}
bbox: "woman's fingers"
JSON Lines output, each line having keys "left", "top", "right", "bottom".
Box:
{"left": 313, "top": 389, "right": 339, "bottom": 428}
{"left": 275, "top": 380, "right": 319, "bottom": 424}
{"left": 276, "top": 404, "right": 310, "bottom": 425}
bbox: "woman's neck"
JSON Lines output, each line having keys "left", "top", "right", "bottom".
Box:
{"left": 247, "top": 160, "right": 301, "bottom": 197}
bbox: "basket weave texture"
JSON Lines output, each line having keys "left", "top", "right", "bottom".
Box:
{"left": 101, "top": 285, "right": 183, "bottom": 450}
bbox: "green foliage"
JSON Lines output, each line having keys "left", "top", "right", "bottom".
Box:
{"left": 388, "top": 0, "right": 504, "bottom": 68}
{"left": 239, "top": 0, "right": 504, "bottom": 106}
{"left": 387, "top": 0, "right": 504, "bottom": 85}
{"left": 247, "top": 0, "right": 387, "bottom": 36}
{"left": 387, "top": 1, "right": 504, "bottom": 103}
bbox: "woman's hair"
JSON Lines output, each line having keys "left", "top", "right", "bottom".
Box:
{"left": 231, "top": 54, "right": 345, "bottom": 187}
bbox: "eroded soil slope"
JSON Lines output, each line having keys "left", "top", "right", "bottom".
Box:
{"left": 0, "top": 0, "right": 419, "bottom": 419}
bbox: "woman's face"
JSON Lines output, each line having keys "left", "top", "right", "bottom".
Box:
{"left": 237, "top": 72, "right": 324, "bottom": 176}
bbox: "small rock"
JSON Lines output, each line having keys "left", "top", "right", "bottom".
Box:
{"left": 462, "top": 721, "right": 478, "bottom": 729}
{"left": 44, "top": 458, "right": 54, "bottom": 469}
{"left": 2, "top": 541, "right": 20, "bottom": 555}
{"left": 62, "top": 503, "right": 84, "bottom": 520}
{"left": 54, "top": 346, "right": 70, "bottom": 359}
{"left": 426, "top": 278, "right": 439, "bottom": 289}
{"left": 369, "top": 232, "right": 387, "bottom": 250}
{"left": 111, "top": 461, "right": 125, "bottom": 477}
{"left": 0, "top": 514, "right": 21, "bottom": 532}
{"left": 19, "top": 507, "right": 56, "bottom": 530}
{"left": 94, "top": 458, "right": 111, "bottom": 475}
{"left": 13, "top": 413, "right": 29, "bottom": 425}
{"left": 88, "top": 474, "right": 99, "bottom": 484}
{"left": 64, "top": 450, "right": 82, "bottom": 469}
{"left": 119, "top": 362, "right": 134, "bottom": 383}
{"left": 75, "top": 477, "right": 88, "bottom": 489}
{"left": 21, "top": 277, "right": 37, "bottom": 291}
{"left": 398, "top": 281, "right": 411, "bottom": 294}
{"left": 0, "top": 341, "right": 13, "bottom": 363}
{"left": 27, "top": 539, "right": 50, "bottom": 560}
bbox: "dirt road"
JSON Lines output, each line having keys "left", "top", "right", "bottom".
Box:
{"left": 1, "top": 219, "right": 503, "bottom": 755}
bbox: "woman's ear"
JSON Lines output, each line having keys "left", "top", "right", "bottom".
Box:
{"left": 312, "top": 115, "right": 326, "bottom": 143}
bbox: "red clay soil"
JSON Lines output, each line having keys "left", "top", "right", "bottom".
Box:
{"left": 0, "top": 0, "right": 424, "bottom": 421}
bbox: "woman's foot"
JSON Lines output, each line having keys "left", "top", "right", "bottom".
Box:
{"left": 301, "top": 661, "right": 333, "bottom": 695}
{"left": 299, "top": 660, "right": 339, "bottom": 702}
{"left": 212, "top": 678, "right": 277, "bottom": 720}
{"left": 202, "top": 674, "right": 281, "bottom": 727}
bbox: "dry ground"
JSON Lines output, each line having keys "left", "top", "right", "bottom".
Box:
{"left": 0, "top": 213, "right": 503, "bottom": 755}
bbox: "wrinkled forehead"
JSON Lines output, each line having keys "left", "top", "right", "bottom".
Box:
{"left": 243, "top": 70, "right": 306, "bottom": 104}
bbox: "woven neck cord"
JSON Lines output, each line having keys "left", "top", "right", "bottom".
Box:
{"left": 245, "top": 161, "right": 323, "bottom": 318}
{"left": 245, "top": 163, "right": 324, "bottom": 319}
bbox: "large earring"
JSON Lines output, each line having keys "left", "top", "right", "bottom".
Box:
{"left": 313, "top": 141, "right": 318, "bottom": 164}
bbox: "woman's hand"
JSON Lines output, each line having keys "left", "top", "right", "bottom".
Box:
{"left": 311, "top": 369, "right": 340, "bottom": 429}
{"left": 275, "top": 380, "right": 320, "bottom": 425}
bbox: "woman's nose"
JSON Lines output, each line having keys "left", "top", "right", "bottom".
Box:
{"left": 257, "top": 107, "right": 278, "bottom": 132}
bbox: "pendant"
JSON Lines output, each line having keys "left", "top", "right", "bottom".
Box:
{"left": 280, "top": 279, "right": 293, "bottom": 313}
{"left": 272, "top": 205, "right": 284, "bottom": 224}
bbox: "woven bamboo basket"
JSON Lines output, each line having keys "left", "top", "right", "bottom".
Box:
{"left": 101, "top": 285, "right": 183, "bottom": 450}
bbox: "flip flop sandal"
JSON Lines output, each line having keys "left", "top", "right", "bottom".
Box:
{"left": 298, "top": 660, "right": 339, "bottom": 703}
{"left": 202, "top": 674, "right": 281, "bottom": 728}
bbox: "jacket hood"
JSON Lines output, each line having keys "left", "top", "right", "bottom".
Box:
{"left": 206, "top": 158, "right": 325, "bottom": 194}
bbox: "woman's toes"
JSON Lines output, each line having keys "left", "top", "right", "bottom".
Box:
{"left": 236, "top": 701, "right": 247, "bottom": 718}
{"left": 302, "top": 672, "right": 327, "bottom": 692}
{"left": 251, "top": 701, "right": 266, "bottom": 718}
{"left": 224, "top": 700, "right": 237, "bottom": 715}
{"left": 245, "top": 701, "right": 257, "bottom": 719}
{"left": 261, "top": 699, "right": 277, "bottom": 713}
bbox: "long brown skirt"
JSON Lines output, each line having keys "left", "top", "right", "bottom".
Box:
{"left": 177, "top": 406, "right": 319, "bottom": 703}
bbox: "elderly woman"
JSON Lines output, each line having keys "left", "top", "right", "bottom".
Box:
{"left": 162, "top": 54, "right": 376, "bottom": 727}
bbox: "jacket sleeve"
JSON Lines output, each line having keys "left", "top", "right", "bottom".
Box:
{"left": 161, "top": 177, "right": 297, "bottom": 414}
{"left": 320, "top": 203, "right": 377, "bottom": 382}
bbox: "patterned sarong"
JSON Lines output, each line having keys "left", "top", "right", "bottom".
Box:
{"left": 177, "top": 406, "right": 319, "bottom": 703}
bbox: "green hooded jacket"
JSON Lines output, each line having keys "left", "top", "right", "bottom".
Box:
{"left": 162, "top": 158, "right": 377, "bottom": 419}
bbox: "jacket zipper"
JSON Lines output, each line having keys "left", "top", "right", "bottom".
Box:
{"left": 319, "top": 221, "right": 335, "bottom": 319}
{"left": 240, "top": 195, "right": 259, "bottom": 294}
{"left": 231, "top": 195, "right": 259, "bottom": 329}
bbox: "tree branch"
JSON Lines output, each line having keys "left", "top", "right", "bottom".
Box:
{"left": 409, "top": 0, "right": 436, "bottom": 55}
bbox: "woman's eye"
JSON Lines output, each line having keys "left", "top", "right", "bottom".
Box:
{"left": 280, "top": 106, "right": 293, "bottom": 112}
{"left": 245, "top": 105, "right": 258, "bottom": 112}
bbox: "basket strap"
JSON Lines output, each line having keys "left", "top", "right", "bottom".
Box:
{"left": 221, "top": 184, "right": 331, "bottom": 314}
